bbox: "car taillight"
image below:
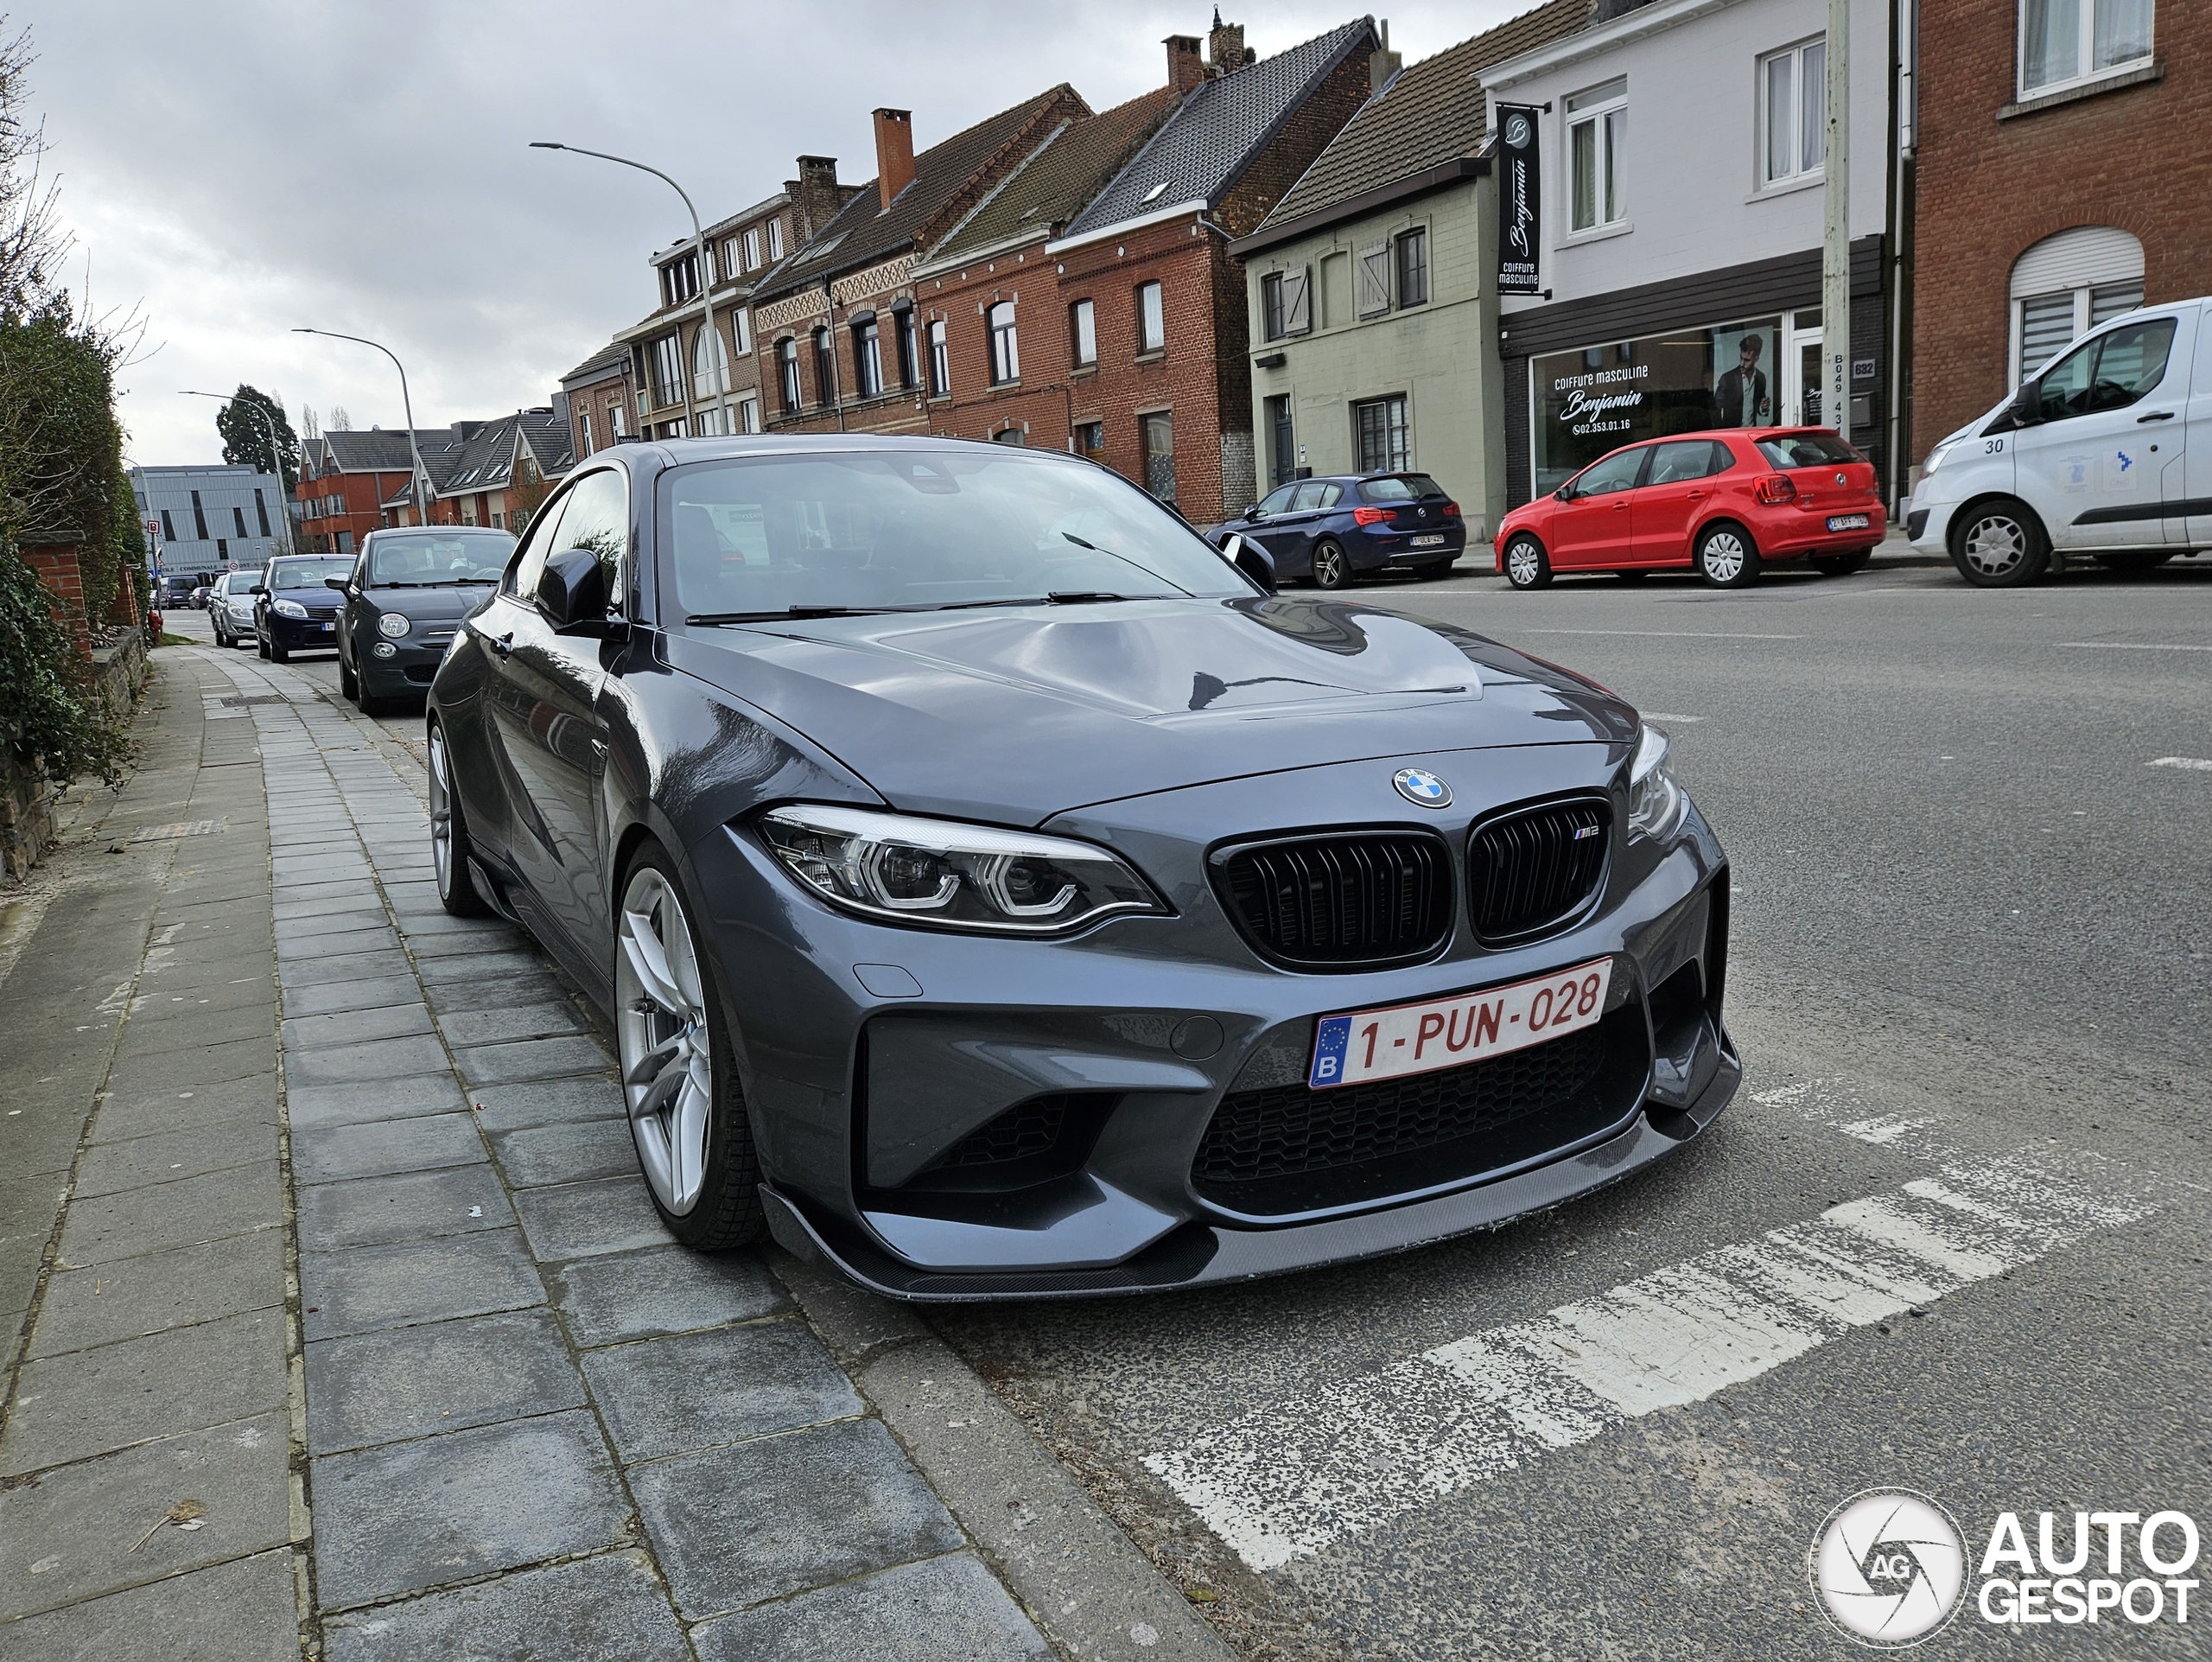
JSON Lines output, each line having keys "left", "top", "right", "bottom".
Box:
{"left": 1754, "top": 474, "right": 1797, "bottom": 504}
{"left": 1351, "top": 506, "right": 1397, "bottom": 526}
{"left": 1443, "top": 501, "right": 1459, "bottom": 518}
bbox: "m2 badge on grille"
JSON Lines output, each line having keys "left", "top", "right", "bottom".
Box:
{"left": 1308, "top": 957, "right": 1612, "bottom": 1089}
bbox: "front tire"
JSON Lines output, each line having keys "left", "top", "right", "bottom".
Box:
{"left": 1310, "top": 538, "right": 1351, "bottom": 590}
{"left": 427, "top": 723, "right": 493, "bottom": 919}
{"left": 1696, "top": 523, "right": 1759, "bottom": 588}
{"left": 1503, "top": 534, "right": 1552, "bottom": 589}
{"left": 614, "top": 851, "right": 764, "bottom": 1250}
{"left": 1950, "top": 499, "right": 2049, "bottom": 587}
{"left": 256, "top": 634, "right": 270, "bottom": 659}
{"left": 339, "top": 652, "right": 359, "bottom": 701}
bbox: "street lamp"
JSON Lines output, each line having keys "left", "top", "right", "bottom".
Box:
{"left": 291, "top": 328, "right": 431, "bottom": 525}
{"left": 178, "top": 389, "right": 295, "bottom": 557}
{"left": 531, "top": 141, "right": 728, "bottom": 439}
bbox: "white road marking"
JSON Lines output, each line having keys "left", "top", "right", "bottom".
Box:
{"left": 1640, "top": 712, "right": 1705, "bottom": 723}
{"left": 1141, "top": 1145, "right": 2165, "bottom": 1572}
{"left": 2148, "top": 756, "right": 2212, "bottom": 772}
{"left": 2060, "top": 641, "right": 2212, "bottom": 651}
{"left": 1519, "top": 628, "right": 1805, "bottom": 640}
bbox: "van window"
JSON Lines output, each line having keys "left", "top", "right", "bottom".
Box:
{"left": 2034, "top": 316, "right": 2176, "bottom": 422}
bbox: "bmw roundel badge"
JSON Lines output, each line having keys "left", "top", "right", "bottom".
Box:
{"left": 1392, "top": 767, "right": 1452, "bottom": 809}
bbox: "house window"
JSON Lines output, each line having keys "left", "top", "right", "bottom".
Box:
{"left": 732, "top": 308, "right": 751, "bottom": 355}
{"left": 738, "top": 395, "right": 760, "bottom": 434}
{"left": 1266, "top": 394, "right": 1295, "bottom": 488}
{"left": 650, "top": 334, "right": 685, "bottom": 408}
{"left": 743, "top": 226, "right": 761, "bottom": 270}
{"left": 855, "top": 317, "right": 883, "bottom": 396}
{"left": 1141, "top": 411, "right": 1174, "bottom": 501}
{"left": 767, "top": 220, "right": 785, "bottom": 260}
{"left": 813, "top": 328, "right": 837, "bottom": 405}
{"left": 895, "top": 309, "right": 919, "bottom": 389}
{"left": 664, "top": 254, "right": 699, "bottom": 306}
{"left": 988, "top": 302, "right": 1019, "bottom": 385}
{"left": 1136, "top": 282, "right": 1165, "bottom": 354}
{"left": 1262, "top": 272, "right": 1285, "bottom": 341}
{"left": 693, "top": 322, "right": 729, "bottom": 397}
{"left": 1075, "top": 420, "right": 1104, "bottom": 458}
{"left": 609, "top": 400, "right": 626, "bottom": 439}
{"left": 2010, "top": 225, "right": 2145, "bottom": 381}
{"left": 1759, "top": 39, "right": 1827, "bottom": 187}
{"left": 722, "top": 238, "right": 741, "bottom": 280}
{"left": 1567, "top": 77, "right": 1628, "bottom": 232}
{"left": 779, "top": 338, "right": 801, "bottom": 412}
{"left": 1070, "top": 298, "right": 1096, "bottom": 367}
{"left": 580, "top": 411, "right": 594, "bottom": 456}
{"left": 1353, "top": 395, "right": 1409, "bottom": 473}
{"left": 1395, "top": 230, "right": 1427, "bottom": 308}
{"left": 928, "top": 319, "right": 950, "bottom": 396}
{"left": 2020, "top": 0, "right": 2154, "bottom": 98}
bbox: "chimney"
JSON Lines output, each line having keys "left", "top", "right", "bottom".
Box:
{"left": 788, "top": 156, "right": 843, "bottom": 239}
{"left": 1369, "top": 20, "right": 1402, "bottom": 95}
{"left": 1206, "top": 11, "right": 1245, "bottom": 76}
{"left": 873, "top": 109, "right": 915, "bottom": 211}
{"left": 1165, "top": 35, "right": 1205, "bottom": 94}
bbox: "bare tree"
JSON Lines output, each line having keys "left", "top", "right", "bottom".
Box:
{"left": 0, "top": 21, "right": 65, "bottom": 316}
{"left": 329, "top": 404, "right": 353, "bottom": 431}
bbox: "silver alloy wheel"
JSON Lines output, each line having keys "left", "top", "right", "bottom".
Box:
{"left": 428, "top": 729, "right": 455, "bottom": 896}
{"left": 1507, "top": 538, "right": 1542, "bottom": 586}
{"left": 1700, "top": 528, "right": 1748, "bottom": 583}
{"left": 1959, "top": 512, "right": 2027, "bottom": 578}
{"left": 615, "top": 866, "right": 713, "bottom": 1217}
{"left": 1312, "top": 542, "right": 1346, "bottom": 588}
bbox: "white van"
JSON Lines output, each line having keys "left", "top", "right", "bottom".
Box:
{"left": 1904, "top": 294, "right": 2209, "bottom": 586}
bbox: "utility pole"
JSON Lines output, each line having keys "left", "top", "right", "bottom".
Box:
{"left": 1823, "top": 0, "right": 1851, "bottom": 439}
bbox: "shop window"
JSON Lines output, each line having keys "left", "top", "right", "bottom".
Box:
{"left": 1567, "top": 77, "right": 1627, "bottom": 232}
{"left": 2019, "top": 0, "right": 2154, "bottom": 98}
{"left": 1353, "top": 395, "right": 1408, "bottom": 473}
{"left": 1141, "top": 411, "right": 1175, "bottom": 501}
{"left": 1758, "top": 38, "right": 1826, "bottom": 187}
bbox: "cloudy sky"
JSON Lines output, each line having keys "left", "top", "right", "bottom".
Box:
{"left": 20, "top": 2, "right": 1522, "bottom": 466}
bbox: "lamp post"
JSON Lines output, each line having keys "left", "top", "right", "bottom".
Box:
{"left": 531, "top": 141, "right": 727, "bottom": 439}
{"left": 178, "top": 389, "right": 294, "bottom": 557}
{"left": 292, "top": 328, "right": 431, "bottom": 524}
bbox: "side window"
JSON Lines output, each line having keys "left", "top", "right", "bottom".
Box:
{"left": 548, "top": 469, "right": 630, "bottom": 615}
{"left": 1290, "top": 481, "right": 1330, "bottom": 512}
{"left": 1573, "top": 448, "right": 1647, "bottom": 497}
{"left": 2033, "top": 335, "right": 2098, "bottom": 422}
{"left": 507, "top": 487, "right": 573, "bottom": 600}
{"left": 1648, "top": 440, "right": 1719, "bottom": 484}
{"left": 1316, "top": 482, "right": 1344, "bottom": 508}
{"left": 2084, "top": 316, "right": 2176, "bottom": 413}
{"left": 1255, "top": 484, "right": 1298, "bottom": 516}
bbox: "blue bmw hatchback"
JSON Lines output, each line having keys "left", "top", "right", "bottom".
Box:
{"left": 1205, "top": 472, "right": 1465, "bottom": 589}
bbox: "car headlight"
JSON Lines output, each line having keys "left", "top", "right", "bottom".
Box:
{"left": 1920, "top": 440, "right": 1958, "bottom": 476}
{"left": 273, "top": 599, "right": 308, "bottom": 619}
{"left": 1626, "top": 723, "right": 1686, "bottom": 841}
{"left": 378, "top": 611, "right": 410, "bottom": 639}
{"left": 756, "top": 804, "right": 1168, "bottom": 935}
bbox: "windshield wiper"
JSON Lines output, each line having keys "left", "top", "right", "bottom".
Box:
{"left": 686, "top": 605, "right": 897, "bottom": 625}
{"left": 927, "top": 592, "right": 1171, "bottom": 611}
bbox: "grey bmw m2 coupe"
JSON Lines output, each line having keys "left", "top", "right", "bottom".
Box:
{"left": 426, "top": 436, "right": 1737, "bottom": 1299}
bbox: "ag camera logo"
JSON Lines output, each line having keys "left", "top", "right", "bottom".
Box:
{"left": 1809, "top": 1489, "right": 1967, "bottom": 1647}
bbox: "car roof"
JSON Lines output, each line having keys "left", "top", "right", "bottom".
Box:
{"left": 614, "top": 433, "right": 1088, "bottom": 466}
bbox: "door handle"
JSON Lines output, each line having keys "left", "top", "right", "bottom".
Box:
{"left": 2137, "top": 411, "right": 2176, "bottom": 423}
{"left": 1687, "top": 489, "right": 1707, "bottom": 500}
{"left": 488, "top": 631, "right": 513, "bottom": 659}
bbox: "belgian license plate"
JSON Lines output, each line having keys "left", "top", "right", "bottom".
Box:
{"left": 317, "top": 623, "right": 333, "bottom": 632}
{"left": 1827, "top": 513, "right": 1870, "bottom": 532}
{"left": 1411, "top": 533, "right": 1446, "bottom": 547}
{"left": 1308, "top": 958, "right": 1613, "bottom": 1090}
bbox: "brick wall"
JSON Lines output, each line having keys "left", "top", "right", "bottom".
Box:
{"left": 299, "top": 467, "right": 402, "bottom": 551}
{"left": 916, "top": 244, "right": 1075, "bottom": 449}
{"left": 1911, "top": 10, "right": 2212, "bottom": 455}
{"left": 19, "top": 537, "right": 88, "bottom": 646}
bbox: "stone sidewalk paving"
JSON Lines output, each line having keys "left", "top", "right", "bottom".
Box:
{"left": 3, "top": 642, "right": 1225, "bottom": 1662}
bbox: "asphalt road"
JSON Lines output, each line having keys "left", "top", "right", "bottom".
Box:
{"left": 187, "top": 557, "right": 2212, "bottom": 1658}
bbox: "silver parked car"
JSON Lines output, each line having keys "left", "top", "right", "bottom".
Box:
{"left": 210, "top": 570, "right": 264, "bottom": 649}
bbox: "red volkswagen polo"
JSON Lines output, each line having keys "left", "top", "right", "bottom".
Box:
{"left": 1494, "top": 427, "right": 1885, "bottom": 589}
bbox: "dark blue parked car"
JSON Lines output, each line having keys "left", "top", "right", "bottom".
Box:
{"left": 251, "top": 554, "right": 353, "bottom": 662}
{"left": 1204, "top": 472, "right": 1465, "bottom": 589}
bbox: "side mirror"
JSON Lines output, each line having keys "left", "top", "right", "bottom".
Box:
{"left": 1554, "top": 485, "right": 1574, "bottom": 502}
{"left": 1224, "top": 533, "right": 1276, "bottom": 595}
{"left": 248, "top": 584, "right": 267, "bottom": 596}
{"left": 1241, "top": 503, "right": 1262, "bottom": 520}
{"left": 324, "top": 576, "right": 349, "bottom": 593}
{"left": 537, "top": 547, "right": 607, "bottom": 633}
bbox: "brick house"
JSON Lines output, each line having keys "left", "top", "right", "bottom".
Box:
{"left": 1908, "top": 0, "right": 2206, "bottom": 475}
{"left": 906, "top": 85, "right": 1183, "bottom": 451}
{"left": 296, "top": 430, "right": 457, "bottom": 551}
{"left": 424, "top": 410, "right": 574, "bottom": 533}
{"left": 625, "top": 162, "right": 858, "bottom": 441}
{"left": 747, "top": 88, "right": 1093, "bottom": 436}
{"left": 561, "top": 340, "right": 637, "bottom": 463}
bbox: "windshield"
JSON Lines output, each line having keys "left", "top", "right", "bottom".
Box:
{"left": 1360, "top": 474, "right": 1446, "bottom": 501}
{"left": 368, "top": 531, "right": 513, "bottom": 585}
{"left": 268, "top": 557, "right": 353, "bottom": 589}
{"left": 662, "top": 449, "right": 1250, "bottom": 619}
{"left": 1756, "top": 433, "right": 1862, "bottom": 468}
{"left": 216, "top": 571, "right": 263, "bottom": 597}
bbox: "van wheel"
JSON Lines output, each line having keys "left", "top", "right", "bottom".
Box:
{"left": 1950, "top": 500, "right": 2049, "bottom": 587}
{"left": 1812, "top": 549, "right": 1872, "bottom": 576}
{"left": 1696, "top": 523, "right": 1759, "bottom": 588}
{"left": 1503, "top": 534, "right": 1551, "bottom": 589}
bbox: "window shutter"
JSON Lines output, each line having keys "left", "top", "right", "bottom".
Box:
{"left": 1357, "top": 245, "right": 1390, "bottom": 317}
{"left": 1283, "top": 267, "right": 1312, "bottom": 335}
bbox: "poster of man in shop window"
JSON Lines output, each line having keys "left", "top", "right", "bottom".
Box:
{"left": 1711, "top": 327, "right": 1772, "bottom": 426}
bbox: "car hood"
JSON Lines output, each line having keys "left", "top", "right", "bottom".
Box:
{"left": 359, "top": 585, "right": 499, "bottom": 621}
{"left": 666, "top": 595, "right": 1635, "bottom": 825}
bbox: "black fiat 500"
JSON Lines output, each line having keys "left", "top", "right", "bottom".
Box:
{"left": 331, "top": 527, "right": 515, "bottom": 714}
{"left": 423, "top": 436, "right": 1735, "bottom": 1302}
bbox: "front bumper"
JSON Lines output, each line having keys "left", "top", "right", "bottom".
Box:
{"left": 361, "top": 632, "right": 458, "bottom": 694}
{"left": 265, "top": 613, "right": 340, "bottom": 650}
{"left": 692, "top": 750, "right": 1737, "bottom": 1301}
